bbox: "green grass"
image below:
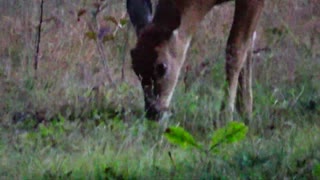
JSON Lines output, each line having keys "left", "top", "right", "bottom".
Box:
{"left": 1, "top": 75, "right": 319, "bottom": 179}
{"left": 1, "top": 110, "right": 319, "bottom": 179}
{"left": 1, "top": 0, "right": 320, "bottom": 179}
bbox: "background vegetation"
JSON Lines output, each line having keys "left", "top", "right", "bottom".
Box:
{"left": 0, "top": 0, "right": 319, "bottom": 179}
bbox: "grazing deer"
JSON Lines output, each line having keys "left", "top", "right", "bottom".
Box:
{"left": 126, "top": 0, "right": 264, "bottom": 122}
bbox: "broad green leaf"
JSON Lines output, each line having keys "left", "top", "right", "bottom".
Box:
{"left": 164, "top": 126, "right": 201, "bottom": 149}
{"left": 210, "top": 121, "right": 248, "bottom": 151}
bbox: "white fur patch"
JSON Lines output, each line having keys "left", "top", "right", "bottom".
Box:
{"left": 164, "top": 30, "right": 192, "bottom": 106}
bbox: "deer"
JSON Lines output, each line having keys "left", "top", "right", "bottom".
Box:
{"left": 126, "top": 0, "right": 265, "bottom": 123}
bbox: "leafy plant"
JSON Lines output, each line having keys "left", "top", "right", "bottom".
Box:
{"left": 209, "top": 121, "right": 248, "bottom": 152}
{"left": 164, "top": 126, "right": 201, "bottom": 149}
{"left": 164, "top": 121, "right": 248, "bottom": 153}
{"left": 164, "top": 122, "right": 248, "bottom": 173}
{"left": 76, "top": 2, "right": 129, "bottom": 84}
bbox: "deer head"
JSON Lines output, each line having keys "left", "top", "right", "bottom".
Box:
{"left": 126, "top": 0, "right": 265, "bottom": 123}
{"left": 127, "top": 0, "right": 192, "bottom": 120}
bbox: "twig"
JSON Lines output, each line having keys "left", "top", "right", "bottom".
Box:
{"left": 92, "top": 2, "right": 114, "bottom": 85}
{"left": 34, "top": 0, "right": 44, "bottom": 77}
{"left": 96, "top": 39, "right": 114, "bottom": 84}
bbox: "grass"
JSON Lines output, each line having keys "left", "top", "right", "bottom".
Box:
{"left": 1, "top": 110, "right": 319, "bottom": 179}
{"left": 1, "top": 0, "right": 320, "bottom": 179}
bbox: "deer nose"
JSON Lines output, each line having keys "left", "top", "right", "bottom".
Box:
{"left": 155, "top": 63, "right": 168, "bottom": 77}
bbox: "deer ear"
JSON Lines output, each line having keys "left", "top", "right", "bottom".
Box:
{"left": 153, "top": 0, "right": 181, "bottom": 32}
{"left": 127, "top": 0, "right": 153, "bottom": 35}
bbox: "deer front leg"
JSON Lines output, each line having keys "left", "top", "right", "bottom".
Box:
{"left": 222, "top": 43, "right": 248, "bottom": 123}
{"left": 237, "top": 44, "right": 253, "bottom": 123}
{"left": 221, "top": 0, "right": 264, "bottom": 124}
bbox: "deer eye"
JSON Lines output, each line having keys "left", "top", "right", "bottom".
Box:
{"left": 155, "top": 63, "right": 168, "bottom": 77}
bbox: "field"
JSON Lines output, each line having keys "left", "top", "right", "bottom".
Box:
{"left": 1, "top": 0, "right": 320, "bottom": 179}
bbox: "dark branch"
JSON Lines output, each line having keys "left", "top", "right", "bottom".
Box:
{"left": 34, "top": 0, "right": 44, "bottom": 74}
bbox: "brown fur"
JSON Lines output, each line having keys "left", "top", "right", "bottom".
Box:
{"left": 129, "top": 0, "right": 265, "bottom": 122}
